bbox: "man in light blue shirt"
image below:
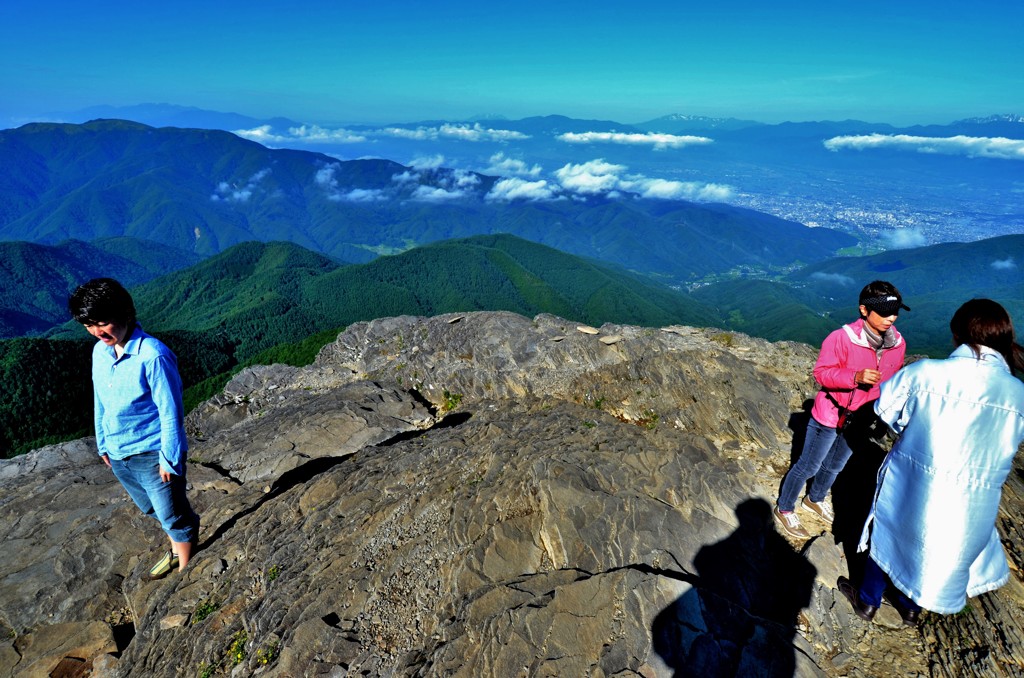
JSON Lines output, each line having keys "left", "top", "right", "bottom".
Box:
{"left": 69, "top": 278, "right": 199, "bottom": 579}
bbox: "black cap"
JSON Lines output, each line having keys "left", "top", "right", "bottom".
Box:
{"left": 862, "top": 295, "right": 910, "bottom": 316}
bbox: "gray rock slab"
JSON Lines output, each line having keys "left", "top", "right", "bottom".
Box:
{"left": 2, "top": 312, "right": 1018, "bottom": 677}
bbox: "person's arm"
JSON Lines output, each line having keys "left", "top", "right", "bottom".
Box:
{"left": 813, "top": 331, "right": 858, "bottom": 390}
{"left": 92, "top": 354, "right": 111, "bottom": 467}
{"left": 147, "top": 353, "right": 187, "bottom": 479}
{"left": 874, "top": 366, "right": 914, "bottom": 434}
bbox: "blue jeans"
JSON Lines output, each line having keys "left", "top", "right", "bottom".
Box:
{"left": 109, "top": 451, "right": 199, "bottom": 544}
{"left": 860, "top": 556, "right": 921, "bottom": 611}
{"left": 777, "top": 417, "right": 853, "bottom": 512}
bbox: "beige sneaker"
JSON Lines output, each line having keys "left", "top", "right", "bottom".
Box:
{"left": 773, "top": 506, "right": 810, "bottom": 539}
{"left": 147, "top": 551, "right": 179, "bottom": 580}
{"left": 801, "top": 496, "right": 835, "bottom": 525}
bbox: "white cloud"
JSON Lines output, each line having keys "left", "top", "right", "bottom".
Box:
{"left": 330, "top": 188, "right": 389, "bottom": 203}
{"left": 623, "top": 177, "right": 733, "bottom": 201}
{"left": 211, "top": 168, "right": 272, "bottom": 203}
{"left": 315, "top": 165, "right": 339, "bottom": 189}
{"left": 881, "top": 228, "right": 928, "bottom": 249}
{"left": 552, "top": 159, "right": 732, "bottom": 202}
{"left": 411, "top": 185, "right": 467, "bottom": 202}
{"left": 376, "top": 123, "right": 529, "bottom": 142}
{"left": 553, "top": 160, "right": 626, "bottom": 195}
{"left": 485, "top": 152, "right": 542, "bottom": 178}
{"left": 315, "top": 163, "right": 389, "bottom": 202}
{"left": 439, "top": 123, "right": 528, "bottom": 142}
{"left": 824, "top": 134, "right": 1024, "bottom": 160}
{"left": 379, "top": 126, "right": 435, "bottom": 140}
{"left": 233, "top": 125, "right": 277, "bottom": 143}
{"left": 451, "top": 169, "right": 480, "bottom": 188}
{"left": 388, "top": 165, "right": 480, "bottom": 201}
{"left": 286, "top": 125, "right": 368, "bottom": 143}
{"left": 391, "top": 170, "right": 419, "bottom": 184}
{"left": 409, "top": 155, "right": 446, "bottom": 170}
{"left": 810, "top": 272, "right": 855, "bottom": 286}
{"left": 557, "top": 131, "right": 714, "bottom": 150}
{"left": 486, "top": 177, "right": 559, "bottom": 202}
{"left": 234, "top": 124, "right": 367, "bottom": 145}
{"left": 991, "top": 257, "right": 1017, "bottom": 270}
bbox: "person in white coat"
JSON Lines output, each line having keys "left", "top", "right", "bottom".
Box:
{"left": 839, "top": 298, "right": 1024, "bottom": 625}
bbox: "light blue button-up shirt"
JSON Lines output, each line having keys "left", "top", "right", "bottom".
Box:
{"left": 862, "top": 344, "right": 1024, "bottom": 613}
{"left": 92, "top": 325, "right": 188, "bottom": 476}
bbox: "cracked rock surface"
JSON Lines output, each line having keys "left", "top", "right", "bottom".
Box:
{"left": 1, "top": 311, "right": 1021, "bottom": 676}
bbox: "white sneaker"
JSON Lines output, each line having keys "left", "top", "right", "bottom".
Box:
{"left": 773, "top": 506, "right": 810, "bottom": 539}
{"left": 801, "top": 496, "right": 835, "bottom": 525}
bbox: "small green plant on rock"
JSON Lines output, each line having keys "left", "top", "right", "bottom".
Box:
{"left": 711, "top": 332, "right": 735, "bottom": 347}
{"left": 267, "top": 564, "right": 282, "bottom": 581}
{"left": 256, "top": 640, "right": 280, "bottom": 666}
{"left": 442, "top": 389, "right": 463, "bottom": 412}
{"left": 193, "top": 598, "right": 219, "bottom": 624}
{"left": 229, "top": 629, "right": 248, "bottom": 665}
{"left": 197, "top": 661, "right": 215, "bottom": 678}
{"left": 638, "top": 409, "right": 660, "bottom": 430}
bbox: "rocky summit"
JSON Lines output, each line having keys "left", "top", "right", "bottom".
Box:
{"left": 2, "top": 311, "right": 1023, "bottom": 677}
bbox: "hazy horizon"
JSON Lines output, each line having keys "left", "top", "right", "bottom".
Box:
{"left": 3, "top": 0, "right": 1022, "bottom": 130}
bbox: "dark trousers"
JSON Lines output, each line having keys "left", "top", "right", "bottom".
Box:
{"left": 860, "top": 555, "right": 921, "bottom": 612}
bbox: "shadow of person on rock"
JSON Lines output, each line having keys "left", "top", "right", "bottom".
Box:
{"left": 784, "top": 400, "right": 814, "bottom": 470}
{"left": 652, "top": 498, "right": 816, "bottom": 677}
{"left": 828, "top": 410, "right": 890, "bottom": 583}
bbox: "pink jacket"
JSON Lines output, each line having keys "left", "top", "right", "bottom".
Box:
{"left": 810, "top": 318, "right": 906, "bottom": 428}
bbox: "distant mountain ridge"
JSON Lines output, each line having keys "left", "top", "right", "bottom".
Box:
{"left": 0, "top": 119, "right": 854, "bottom": 283}
{"left": 634, "top": 114, "right": 764, "bottom": 133}
{"left": 31, "top": 101, "right": 1021, "bottom": 134}
{"left": 45, "top": 102, "right": 303, "bottom": 134}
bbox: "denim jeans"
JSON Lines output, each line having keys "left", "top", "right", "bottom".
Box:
{"left": 777, "top": 417, "right": 853, "bottom": 512}
{"left": 109, "top": 450, "right": 199, "bottom": 544}
{"left": 860, "top": 556, "right": 921, "bottom": 611}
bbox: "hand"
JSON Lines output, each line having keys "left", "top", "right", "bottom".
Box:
{"left": 100, "top": 454, "right": 111, "bottom": 468}
{"left": 855, "top": 368, "right": 882, "bottom": 386}
{"left": 160, "top": 468, "right": 172, "bottom": 483}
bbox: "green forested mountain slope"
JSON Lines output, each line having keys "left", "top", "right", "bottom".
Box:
{"left": 96, "top": 234, "right": 719, "bottom": 362}
{"left": 0, "top": 238, "right": 199, "bottom": 337}
{"left": 787, "top": 234, "right": 1024, "bottom": 356}
{"left": 690, "top": 279, "right": 836, "bottom": 345}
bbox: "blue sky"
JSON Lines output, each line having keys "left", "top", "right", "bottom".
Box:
{"left": 2, "top": 0, "right": 1022, "bottom": 128}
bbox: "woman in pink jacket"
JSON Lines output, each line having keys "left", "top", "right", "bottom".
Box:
{"left": 774, "top": 281, "right": 908, "bottom": 539}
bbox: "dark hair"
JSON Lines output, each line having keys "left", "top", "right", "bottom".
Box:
{"left": 949, "top": 298, "right": 1018, "bottom": 366}
{"left": 68, "top": 278, "right": 137, "bottom": 327}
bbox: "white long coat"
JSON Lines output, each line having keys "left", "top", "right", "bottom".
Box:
{"left": 860, "top": 344, "right": 1024, "bottom": 613}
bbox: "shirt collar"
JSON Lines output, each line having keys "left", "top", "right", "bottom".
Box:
{"left": 950, "top": 343, "right": 1010, "bottom": 371}
{"left": 107, "top": 323, "right": 144, "bottom": 360}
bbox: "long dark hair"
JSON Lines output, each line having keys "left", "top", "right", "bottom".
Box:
{"left": 950, "top": 298, "right": 1022, "bottom": 371}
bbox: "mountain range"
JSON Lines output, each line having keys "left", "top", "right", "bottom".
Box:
{"left": 76, "top": 105, "right": 1024, "bottom": 250}
{"left": 0, "top": 119, "right": 854, "bottom": 276}
{"left": 1, "top": 114, "right": 1022, "bottom": 456}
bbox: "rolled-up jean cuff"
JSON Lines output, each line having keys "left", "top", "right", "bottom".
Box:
{"left": 109, "top": 450, "right": 199, "bottom": 543}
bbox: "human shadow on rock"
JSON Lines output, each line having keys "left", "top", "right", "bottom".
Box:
{"left": 829, "top": 410, "right": 890, "bottom": 583}
{"left": 784, "top": 400, "right": 814, "bottom": 471}
{"left": 652, "top": 498, "right": 816, "bottom": 677}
